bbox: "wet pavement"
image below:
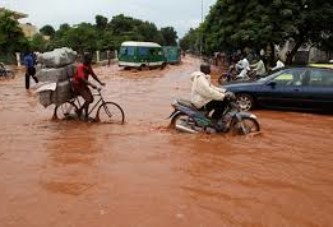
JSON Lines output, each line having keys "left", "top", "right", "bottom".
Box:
{"left": 0, "top": 57, "right": 332, "bottom": 227}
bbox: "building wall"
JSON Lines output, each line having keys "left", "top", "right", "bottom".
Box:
{"left": 278, "top": 40, "right": 332, "bottom": 64}
{"left": 19, "top": 23, "right": 38, "bottom": 39}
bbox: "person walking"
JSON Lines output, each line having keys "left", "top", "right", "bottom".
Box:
{"left": 23, "top": 52, "right": 39, "bottom": 89}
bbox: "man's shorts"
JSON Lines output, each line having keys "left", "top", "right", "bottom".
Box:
{"left": 73, "top": 84, "right": 93, "bottom": 103}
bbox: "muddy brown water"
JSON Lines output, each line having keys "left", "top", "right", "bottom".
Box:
{"left": 0, "top": 57, "right": 332, "bottom": 227}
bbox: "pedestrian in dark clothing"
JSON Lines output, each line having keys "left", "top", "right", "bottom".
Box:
{"left": 23, "top": 52, "right": 39, "bottom": 89}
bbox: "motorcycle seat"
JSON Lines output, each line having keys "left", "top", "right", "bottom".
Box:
{"left": 176, "top": 99, "right": 198, "bottom": 110}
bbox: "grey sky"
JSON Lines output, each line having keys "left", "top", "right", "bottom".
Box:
{"left": 1, "top": 0, "right": 216, "bottom": 38}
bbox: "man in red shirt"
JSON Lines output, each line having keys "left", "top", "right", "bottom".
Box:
{"left": 72, "top": 53, "right": 105, "bottom": 120}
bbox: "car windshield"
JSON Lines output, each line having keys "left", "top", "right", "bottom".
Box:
{"left": 258, "top": 68, "right": 307, "bottom": 84}
{"left": 257, "top": 70, "right": 287, "bottom": 83}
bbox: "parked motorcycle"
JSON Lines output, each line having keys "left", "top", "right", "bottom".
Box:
{"left": 0, "top": 63, "right": 15, "bottom": 79}
{"left": 169, "top": 93, "right": 260, "bottom": 135}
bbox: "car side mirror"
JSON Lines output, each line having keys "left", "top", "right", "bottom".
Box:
{"left": 267, "top": 81, "right": 277, "bottom": 88}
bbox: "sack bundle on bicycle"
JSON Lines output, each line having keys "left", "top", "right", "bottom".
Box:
{"left": 35, "top": 48, "right": 125, "bottom": 124}
{"left": 35, "top": 48, "right": 78, "bottom": 108}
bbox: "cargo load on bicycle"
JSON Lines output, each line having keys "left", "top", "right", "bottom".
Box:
{"left": 35, "top": 47, "right": 77, "bottom": 108}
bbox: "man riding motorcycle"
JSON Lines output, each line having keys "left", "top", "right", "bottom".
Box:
{"left": 191, "top": 63, "right": 234, "bottom": 130}
{"left": 235, "top": 55, "right": 250, "bottom": 80}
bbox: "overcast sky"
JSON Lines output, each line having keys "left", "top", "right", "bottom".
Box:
{"left": 1, "top": 0, "right": 216, "bottom": 38}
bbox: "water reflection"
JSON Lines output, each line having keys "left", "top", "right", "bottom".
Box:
{"left": 40, "top": 122, "right": 101, "bottom": 196}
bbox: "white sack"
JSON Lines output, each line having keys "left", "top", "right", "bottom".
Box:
{"left": 35, "top": 64, "right": 76, "bottom": 83}
{"left": 37, "top": 47, "right": 77, "bottom": 68}
{"left": 51, "top": 80, "right": 73, "bottom": 105}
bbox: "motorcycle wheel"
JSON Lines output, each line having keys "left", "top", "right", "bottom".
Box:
{"left": 230, "top": 116, "right": 260, "bottom": 135}
{"left": 170, "top": 113, "right": 198, "bottom": 133}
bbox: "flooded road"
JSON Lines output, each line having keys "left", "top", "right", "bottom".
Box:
{"left": 0, "top": 57, "right": 332, "bottom": 227}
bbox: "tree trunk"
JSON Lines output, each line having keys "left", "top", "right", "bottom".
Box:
{"left": 269, "top": 42, "right": 275, "bottom": 67}
{"left": 286, "top": 38, "right": 304, "bottom": 65}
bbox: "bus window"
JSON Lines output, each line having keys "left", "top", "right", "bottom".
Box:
{"left": 120, "top": 46, "right": 135, "bottom": 56}
{"left": 139, "top": 47, "right": 149, "bottom": 56}
{"left": 127, "top": 47, "right": 135, "bottom": 56}
{"left": 120, "top": 47, "right": 127, "bottom": 55}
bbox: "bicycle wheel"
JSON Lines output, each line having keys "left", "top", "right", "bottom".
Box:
{"left": 96, "top": 102, "right": 125, "bottom": 124}
{"left": 54, "top": 102, "right": 79, "bottom": 120}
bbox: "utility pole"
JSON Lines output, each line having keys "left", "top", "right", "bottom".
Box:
{"left": 200, "top": 0, "right": 204, "bottom": 57}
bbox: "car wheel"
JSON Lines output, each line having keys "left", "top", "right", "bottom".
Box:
{"left": 236, "top": 94, "right": 254, "bottom": 111}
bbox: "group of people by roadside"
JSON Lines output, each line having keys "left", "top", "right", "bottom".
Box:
{"left": 226, "top": 52, "right": 286, "bottom": 81}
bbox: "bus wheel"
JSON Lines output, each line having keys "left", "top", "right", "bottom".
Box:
{"left": 138, "top": 64, "right": 146, "bottom": 71}
{"left": 160, "top": 62, "right": 167, "bottom": 70}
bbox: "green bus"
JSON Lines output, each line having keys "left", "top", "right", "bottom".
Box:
{"left": 118, "top": 41, "right": 167, "bottom": 70}
{"left": 163, "top": 46, "right": 181, "bottom": 64}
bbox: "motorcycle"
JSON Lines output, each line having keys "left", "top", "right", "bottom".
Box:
{"left": 168, "top": 93, "right": 260, "bottom": 135}
{"left": 218, "top": 66, "right": 258, "bottom": 85}
{"left": 0, "top": 63, "right": 15, "bottom": 79}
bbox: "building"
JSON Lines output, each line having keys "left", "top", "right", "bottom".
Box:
{"left": 0, "top": 7, "right": 38, "bottom": 39}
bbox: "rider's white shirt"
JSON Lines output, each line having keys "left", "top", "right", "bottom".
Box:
{"left": 190, "top": 71, "right": 226, "bottom": 109}
{"left": 272, "top": 60, "right": 285, "bottom": 71}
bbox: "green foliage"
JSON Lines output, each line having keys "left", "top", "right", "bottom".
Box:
{"left": 39, "top": 25, "right": 56, "bottom": 37}
{"left": 95, "top": 15, "right": 108, "bottom": 30}
{"left": 161, "top": 27, "right": 178, "bottom": 46}
{"left": 1, "top": 12, "right": 178, "bottom": 55}
{"left": 46, "top": 14, "right": 177, "bottom": 53}
{"left": 180, "top": 28, "right": 200, "bottom": 53}
{"left": 183, "top": 0, "right": 333, "bottom": 63}
{"left": 0, "top": 11, "right": 28, "bottom": 54}
{"left": 29, "top": 33, "right": 48, "bottom": 52}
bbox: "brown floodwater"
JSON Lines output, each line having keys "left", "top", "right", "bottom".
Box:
{"left": 0, "top": 57, "right": 332, "bottom": 227}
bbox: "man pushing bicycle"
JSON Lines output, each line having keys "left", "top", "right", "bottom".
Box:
{"left": 72, "top": 53, "right": 105, "bottom": 121}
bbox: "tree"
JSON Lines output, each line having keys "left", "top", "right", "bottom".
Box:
{"left": 180, "top": 28, "right": 200, "bottom": 53}
{"left": 47, "top": 14, "right": 177, "bottom": 53}
{"left": 0, "top": 11, "right": 28, "bottom": 54}
{"left": 63, "top": 23, "right": 98, "bottom": 53}
{"left": 160, "top": 27, "right": 178, "bottom": 46}
{"left": 201, "top": 0, "right": 333, "bottom": 64}
{"left": 95, "top": 15, "right": 108, "bottom": 30}
{"left": 39, "top": 25, "right": 56, "bottom": 38}
{"left": 108, "top": 14, "right": 165, "bottom": 44}
{"left": 30, "top": 33, "right": 48, "bottom": 52}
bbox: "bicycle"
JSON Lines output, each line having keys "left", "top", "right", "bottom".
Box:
{"left": 53, "top": 87, "right": 125, "bottom": 124}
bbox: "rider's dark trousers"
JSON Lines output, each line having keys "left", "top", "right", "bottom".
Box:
{"left": 25, "top": 67, "right": 38, "bottom": 89}
{"left": 201, "top": 100, "right": 226, "bottom": 120}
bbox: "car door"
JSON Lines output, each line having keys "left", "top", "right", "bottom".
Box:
{"left": 256, "top": 68, "right": 307, "bottom": 109}
{"left": 298, "top": 68, "right": 333, "bottom": 111}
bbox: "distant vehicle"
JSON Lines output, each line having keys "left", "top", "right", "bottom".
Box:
{"left": 118, "top": 41, "right": 166, "bottom": 70}
{"left": 163, "top": 46, "right": 181, "bottom": 64}
{"left": 222, "top": 67, "right": 333, "bottom": 113}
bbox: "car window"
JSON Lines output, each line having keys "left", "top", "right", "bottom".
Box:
{"left": 272, "top": 69, "right": 306, "bottom": 86}
{"left": 308, "top": 69, "right": 333, "bottom": 86}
